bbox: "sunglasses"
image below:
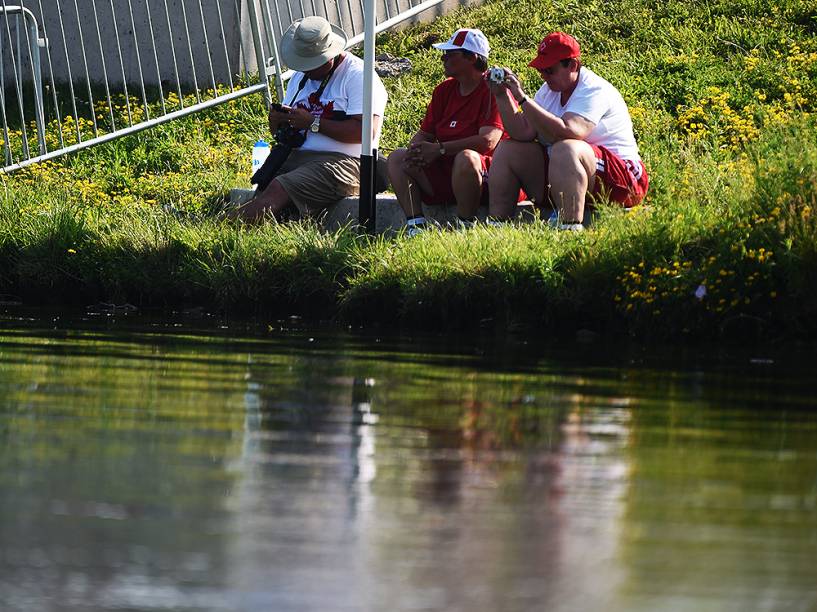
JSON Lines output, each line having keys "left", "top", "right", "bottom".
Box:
{"left": 539, "top": 58, "right": 572, "bottom": 75}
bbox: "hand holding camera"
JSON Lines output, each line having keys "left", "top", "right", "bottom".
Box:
{"left": 499, "top": 69, "right": 526, "bottom": 102}
{"left": 268, "top": 103, "right": 310, "bottom": 148}
{"left": 268, "top": 102, "right": 293, "bottom": 133}
{"left": 253, "top": 103, "right": 306, "bottom": 190}
{"left": 487, "top": 66, "right": 506, "bottom": 85}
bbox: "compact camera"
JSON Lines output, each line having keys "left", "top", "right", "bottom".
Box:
{"left": 487, "top": 66, "right": 506, "bottom": 85}
{"left": 274, "top": 123, "right": 306, "bottom": 148}
{"left": 269, "top": 102, "right": 306, "bottom": 148}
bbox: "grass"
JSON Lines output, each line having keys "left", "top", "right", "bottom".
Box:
{"left": 1, "top": 0, "right": 816, "bottom": 340}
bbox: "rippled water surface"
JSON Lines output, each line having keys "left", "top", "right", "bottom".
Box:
{"left": 1, "top": 315, "right": 816, "bottom": 611}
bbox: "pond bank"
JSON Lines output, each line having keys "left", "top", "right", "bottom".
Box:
{"left": 0, "top": 216, "right": 811, "bottom": 341}
{"left": 1, "top": 117, "right": 816, "bottom": 344}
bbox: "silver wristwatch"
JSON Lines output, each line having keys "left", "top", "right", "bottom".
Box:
{"left": 310, "top": 116, "right": 321, "bottom": 133}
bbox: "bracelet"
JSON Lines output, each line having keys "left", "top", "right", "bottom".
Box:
{"left": 517, "top": 96, "right": 528, "bottom": 107}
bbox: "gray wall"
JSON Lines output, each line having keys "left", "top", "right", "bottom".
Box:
{"left": 2, "top": 0, "right": 479, "bottom": 91}
{"left": 3, "top": 1, "right": 247, "bottom": 91}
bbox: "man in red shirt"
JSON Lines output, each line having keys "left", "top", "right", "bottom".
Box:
{"left": 387, "top": 28, "right": 505, "bottom": 236}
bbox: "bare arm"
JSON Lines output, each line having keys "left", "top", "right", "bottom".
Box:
{"left": 516, "top": 106, "right": 596, "bottom": 143}
{"left": 409, "top": 130, "right": 436, "bottom": 147}
{"left": 441, "top": 125, "right": 503, "bottom": 155}
{"left": 486, "top": 69, "right": 537, "bottom": 141}
{"left": 268, "top": 104, "right": 292, "bottom": 135}
{"left": 408, "top": 125, "right": 503, "bottom": 166}
{"left": 504, "top": 71, "right": 595, "bottom": 142}
{"left": 491, "top": 83, "right": 538, "bottom": 141}
{"left": 486, "top": 68, "right": 596, "bottom": 143}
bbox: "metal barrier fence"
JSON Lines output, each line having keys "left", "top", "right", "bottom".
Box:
{"left": 0, "top": 0, "right": 446, "bottom": 173}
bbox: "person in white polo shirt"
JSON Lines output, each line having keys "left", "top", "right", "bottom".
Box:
{"left": 232, "top": 16, "right": 388, "bottom": 221}
{"left": 486, "top": 32, "right": 648, "bottom": 230}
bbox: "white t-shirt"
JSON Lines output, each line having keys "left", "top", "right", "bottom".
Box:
{"left": 283, "top": 53, "right": 388, "bottom": 157}
{"left": 533, "top": 67, "right": 640, "bottom": 162}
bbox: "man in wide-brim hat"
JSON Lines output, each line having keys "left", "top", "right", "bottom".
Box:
{"left": 234, "top": 16, "right": 388, "bottom": 221}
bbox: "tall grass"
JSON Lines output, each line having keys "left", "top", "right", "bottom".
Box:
{"left": 1, "top": 0, "right": 816, "bottom": 339}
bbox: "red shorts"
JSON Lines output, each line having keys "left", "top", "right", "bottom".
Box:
{"left": 544, "top": 144, "right": 649, "bottom": 207}
{"left": 420, "top": 153, "right": 492, "bottom": 206}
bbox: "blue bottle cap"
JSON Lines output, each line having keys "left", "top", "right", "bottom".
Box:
{"left": 254, "top": 140, "right": 270, "bottom": 147}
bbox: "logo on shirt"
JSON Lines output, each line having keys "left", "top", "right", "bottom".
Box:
{"left": 297, "top": 97, "right": 334, "bottom": 119}
{"left": 449, "top": 120, "right": 457, "bottom": 128}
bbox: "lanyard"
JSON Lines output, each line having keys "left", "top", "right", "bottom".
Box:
{"left": 288, "top": 54, "right": 342, "bottom": 105}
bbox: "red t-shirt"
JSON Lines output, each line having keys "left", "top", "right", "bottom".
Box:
{"left": 420, "top": 78, "right": 503, "bottom": 151}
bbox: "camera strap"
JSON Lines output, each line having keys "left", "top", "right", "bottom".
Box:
{"left": 290, "top": 54, "right": 343, "bottom": 108}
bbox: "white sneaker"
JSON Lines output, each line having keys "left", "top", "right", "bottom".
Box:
{"left": 557, "top": 222, "right": 584, "bottom": 232}
{"left": 406, "top": 224, "right": 425, "bottom": 238}
{"left": 548, "top": 211, "right": 586, "bottom": 231}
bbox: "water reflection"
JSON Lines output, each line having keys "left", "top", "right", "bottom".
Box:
{"left": 226, "top": 350, "right": 632, "bottom": 611}
{"left": 0, "top": 318, "right": 816, "bottom": 611}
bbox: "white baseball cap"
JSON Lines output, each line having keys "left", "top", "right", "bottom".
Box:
{"left": 432, "top": 28, "right": 490, "bottom": 58}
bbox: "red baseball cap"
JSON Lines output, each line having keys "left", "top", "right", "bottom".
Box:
{"left": 529, "top": 32, "right": 581, "bottom": 70}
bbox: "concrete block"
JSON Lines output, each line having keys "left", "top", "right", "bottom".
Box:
{"left": 318, "top": 195, "right": 538, "bottom": 235}
{"left": 229, "top": 188, "right": 256, "bottom": 206}
{"left": 228, "top": 188, "right": 539, "bottom": 234}
{"left": 322, "top": 194, "right": 403, "bottom": 235}
{"left": 228, "top": 188, "right": 404, "bottom": 234}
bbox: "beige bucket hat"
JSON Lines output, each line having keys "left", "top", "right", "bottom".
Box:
{"left": 280, "top": 16, "right": 348, "bottom": 72}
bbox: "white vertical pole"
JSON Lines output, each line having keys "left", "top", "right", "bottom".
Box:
{"left": 246, "top": 0, "right": 271, "bottom": 106}
{"left": 359, "top": 0, "right": 376, "bottom": 232}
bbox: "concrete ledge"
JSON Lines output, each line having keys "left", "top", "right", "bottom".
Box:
{"left": 229, "top": 188, "right": 537, "bottom": 235}
{"left": 319, "top": 194, "right": 534, "bottom": 235}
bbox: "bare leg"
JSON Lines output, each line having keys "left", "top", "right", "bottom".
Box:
{"left": 387, "top": 148, "right": 434, "bottom": 219}
{"left": 451, "top": 150, "right": 484, "bottom": 219}
{"left": 547, "top": 139, "right": 597, "bottom": 223}
{"left": 487, "top": 140, "right": 546, "bottom": 219}
{"left": 229, "top": 179, "right": 292, "bottom": 222}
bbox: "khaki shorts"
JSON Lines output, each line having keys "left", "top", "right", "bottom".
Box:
{"left": 274, "top": 149, "right": 361, "bottom": 215}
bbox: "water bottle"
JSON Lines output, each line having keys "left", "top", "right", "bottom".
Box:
{"left": 252, "top": 140, "right": 271, "bottom": 176}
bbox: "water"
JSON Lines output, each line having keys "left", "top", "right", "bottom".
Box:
{"left": 1, "top": 315, "right": 816, "bottom": 611}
